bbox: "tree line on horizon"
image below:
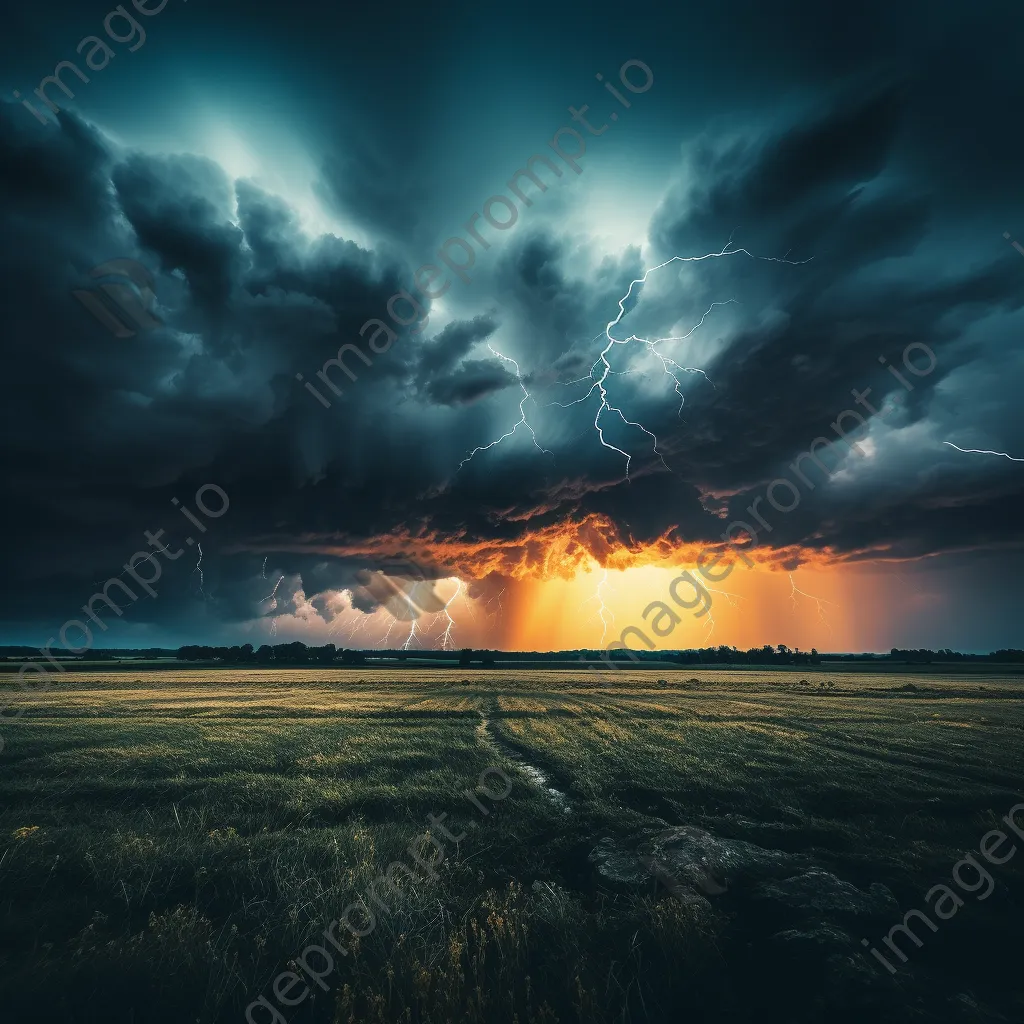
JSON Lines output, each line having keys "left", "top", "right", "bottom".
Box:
{"left": 112, "top": 642, "right": 1024, "bottom": 665}
{"left": 2, "top": 643, "right": 1022, "bottom": 665}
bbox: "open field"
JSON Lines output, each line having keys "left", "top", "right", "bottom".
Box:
{"left": 1, "top": 669, "right": 1023, "bottom": 1023}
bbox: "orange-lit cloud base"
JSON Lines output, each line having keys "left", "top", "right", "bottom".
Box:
{"left": 237, "top": 512, "right": 937, "bottom": 652}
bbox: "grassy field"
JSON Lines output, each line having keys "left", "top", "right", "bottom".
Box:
{"left": 1, "top": 668, "right": 1022, "bottom": 1023}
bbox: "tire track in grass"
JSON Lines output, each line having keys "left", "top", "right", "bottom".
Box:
{"left": 476, "top": 700, "right": 571, "bottom": 813}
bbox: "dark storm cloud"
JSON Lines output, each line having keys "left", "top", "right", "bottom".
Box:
{"left": 433, "top": 80, "right": 1024, "bottom": 570}
{"left": 417, "top": 315, "right": 498, "bottom": 377}
{"left": 0, "top": 106, "right": 448, "bottom": 639}
{"left": 411, "top": 313, "right": 519, "bottom": 406}
{"left": 493, "top": 234, "right": 645, "bottom": 373}
{"left": 113, "top": 153, "right": 244, "bottom": 316}
{"left": 1, "top": 0, "right": 1023, "bottom": 646}
{"left": 424, "top": 358, "right": 517, "bottom": 406}
{"left": 658, "top": 85, "right": 905, "bottom": 239}
{"left": 606, "top": 82, "right": 1024, "bottom": 561}
{"left": 318, "top": 137, "right": 429, "bottom": 242}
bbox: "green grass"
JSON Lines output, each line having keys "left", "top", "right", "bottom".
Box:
{"left": 0, "top": 669, "right": 1022, "bottom": 1023}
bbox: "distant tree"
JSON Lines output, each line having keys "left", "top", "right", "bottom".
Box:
{"left": 314, "top": 643, "right": 337, "bottom": 664}
{"left": 272, "top": 642, "right": 308, "bottom": 663}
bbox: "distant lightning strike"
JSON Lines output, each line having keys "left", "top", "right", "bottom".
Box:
{"left": 192, "top": 542, "right": 205, "bottom": 598}
{"left": 701, "top": 584, "right": 746, "bottom": 643}
{"left": 458, "top": 345, "right": 552, "bottom": 471}
{"left": 943, "top": 441, "right": 1024, "bottom": 462}
{"left": 581, "top": 568, "right": 615, "bottom": 645}
{"left": 788, "top": 572, "right": 834, "bottom": 638}
{"left": 435, "top": 578, "right": 462, "bottom": 650}
{"left": 486, "top": 588, "right": 505, "bottom": 620}
{"left": 400, "top": 615, "right": 422, "bottom": 651}
{"left": 397, "top": 578, "right": 464, "bottom": 651}
{"left": 338, "top": 607, "right": 374, "bottom": 646}
{"left": 555, "top": 240, "right": 810, "bottom": 478}
{"left": 379, "top": 617, "right": 399, "bottom": 647}
{"left": 330, "top": 572, "right": 470, "bottom": 652}
{"left": 260, "top": 572, "right": 285, "bottom": 636}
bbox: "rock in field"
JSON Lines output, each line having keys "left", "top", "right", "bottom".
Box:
{"left": 590, "top": 825, "right": 806, "bottom": 895}
{"left": 753, "top": 869, "right": 898, "bottom": 919}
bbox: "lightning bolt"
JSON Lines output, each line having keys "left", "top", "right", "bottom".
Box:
{"left": 192, "top": 542, "right": 205, "bottom": 598}
{"left": 458, "top": 345, "right": 553, "bottom": 470}
{"left": 400, "top": 615, "right": 421, "bottom": 651}
{"left": 396, "top": 580, "right": 464, "bottom": 652}
{"left": 788, "top": 572, "right": 834, "bottom": 638}
{"left": 435, "top": 578, "right": 462, "bottom": 650}
{"left": 943, "top": 441, "right": 1024, "bottom": 462}
{"left": 332, "top": 577, "right": 401, "bottom": 648}
{"left": 580, "top": 568, "right": 615, "bottom": 645}
{"left": 701, "top": 584, "right": 746, "bottom": 643}
{"left": 379, "top": 616, "right": 399, "bottom": 647}
{"left": 1004, "top": 231, "right": 1024, "bottom": 258}
{"left": 260, "top": 572, "right": 285, "bottom": 637}
{"left": 333, "top": 572, "right": 468, "bottom": 652}
{"left": 486, "top": 587, "right": 505, "bottom": 620}
{"left": 338, "top": 607, "right": 374, "bottom": 646}
{"left": 554, "top": 239, "right": 810, "bottom": 478}
{"left": 328, "top": 588, "right": 386, "bottom": 647}
{"left": 636, "top": 302, "right": 727, "bottom": 417}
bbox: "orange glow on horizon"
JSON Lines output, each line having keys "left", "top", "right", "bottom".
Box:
{"left": 503, "top": 560, "right": 880, "bottom": 653}
{"left": 240, "top": 517, "right": 942, "bottom": 653}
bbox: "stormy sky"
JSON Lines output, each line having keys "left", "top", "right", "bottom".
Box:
{"left": 2, "top": 0, "right": 1023, "bottom": 652}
